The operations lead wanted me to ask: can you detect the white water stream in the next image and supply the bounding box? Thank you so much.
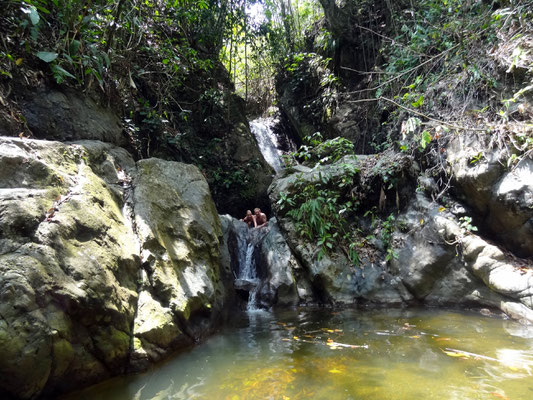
[249,118,283,173]
[231,117,286,311]
[234,118,291,310]
[235,228,262,310]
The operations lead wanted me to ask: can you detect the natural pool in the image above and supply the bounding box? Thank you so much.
[66,308,533,400]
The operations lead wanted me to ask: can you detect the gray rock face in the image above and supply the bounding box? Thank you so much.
[0,138,139,399]
[327,101,362,143]
[0,137,228,399]
[447,135,533,257]
[257,218,301,306]
[279,88,317,141]
[18,88,126,146]
[269,154,533,323]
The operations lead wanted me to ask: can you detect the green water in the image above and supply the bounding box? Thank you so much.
[67,308,533,400]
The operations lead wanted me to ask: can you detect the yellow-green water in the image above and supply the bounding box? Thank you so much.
[66,308,533,399]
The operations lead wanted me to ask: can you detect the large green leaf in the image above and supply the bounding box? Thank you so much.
[36,52,58,63]
[29,6,40,25]
[51,65,76,80]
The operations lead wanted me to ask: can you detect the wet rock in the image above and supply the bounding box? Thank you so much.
[234,279,257,293]
[220,216,307,308]
[257,218,301,307]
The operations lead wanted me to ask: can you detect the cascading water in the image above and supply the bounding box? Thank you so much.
[242,243,257,280]
[234,228,263,311]
[233,116,297,310]
[249,118,284,173]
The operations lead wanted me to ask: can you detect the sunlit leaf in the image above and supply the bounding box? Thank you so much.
[420,131,432,149]
[36,51,58,63]
[411,94,424,108]
[28,6,40,25]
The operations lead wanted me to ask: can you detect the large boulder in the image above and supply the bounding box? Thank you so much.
[268,156,412,305]
[130,158,227,368]
[256,218,302,306]
[0,137,229,398]
[447,135,533,257]
[0,138,139,399]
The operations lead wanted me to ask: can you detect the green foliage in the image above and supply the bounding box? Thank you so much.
[1,0,248,157]
[291,133,355,167]
[348,242,360,266]
[219,0,323,108]
[371,0,527,150]
[278,51,338,127]
[277,164,360,261]
[198,88,226,131]
[381,213,398,262]
[459,216,478,233]
[419,131,432,150]
[469,152,484,165]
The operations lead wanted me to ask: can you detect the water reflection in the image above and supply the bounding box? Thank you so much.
[63,308,533,400]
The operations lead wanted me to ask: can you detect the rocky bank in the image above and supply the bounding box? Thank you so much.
[0,137,234,399]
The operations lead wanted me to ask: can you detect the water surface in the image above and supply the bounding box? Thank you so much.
[66,308,533,399]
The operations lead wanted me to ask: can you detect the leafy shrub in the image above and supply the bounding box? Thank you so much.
[291,133,355,167]
[277,164,360,262]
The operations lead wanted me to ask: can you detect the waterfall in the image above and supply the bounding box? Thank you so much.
[249,118,283,173]
[234,226,265,311]
[242,243,257,280]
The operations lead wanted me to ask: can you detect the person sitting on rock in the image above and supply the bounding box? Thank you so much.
[254,208,268,228]
[241,210,256,227]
